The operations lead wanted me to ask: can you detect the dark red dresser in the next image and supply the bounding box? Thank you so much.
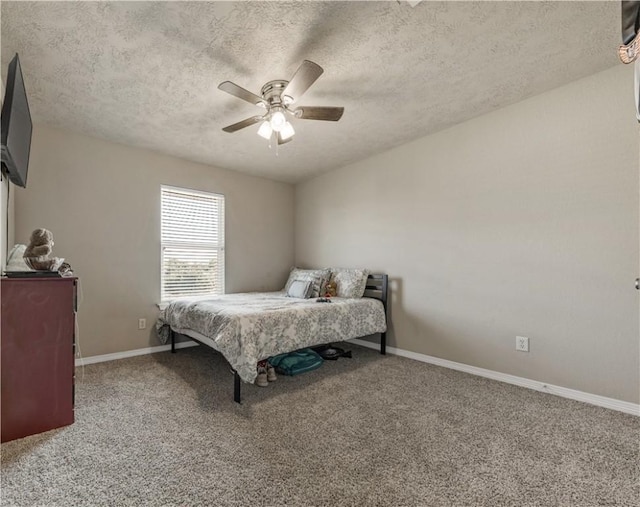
[1,277,77,442]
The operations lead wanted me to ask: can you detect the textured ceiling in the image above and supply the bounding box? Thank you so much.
[1,1,621,183]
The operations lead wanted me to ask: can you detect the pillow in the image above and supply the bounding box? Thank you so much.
[286,279,312,299]
[284,268,331,299]
[330,268,370,298]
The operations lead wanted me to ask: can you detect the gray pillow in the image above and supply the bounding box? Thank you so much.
[286,279,312,299]
[284,268,331,298]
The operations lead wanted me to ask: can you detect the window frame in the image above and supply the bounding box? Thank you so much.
[160,184,225,303]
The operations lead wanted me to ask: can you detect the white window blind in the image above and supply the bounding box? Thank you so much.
[161,186,225,302]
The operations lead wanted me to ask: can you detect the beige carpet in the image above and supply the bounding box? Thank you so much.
[1,344,638,506]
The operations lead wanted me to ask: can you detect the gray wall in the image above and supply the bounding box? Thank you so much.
[295,65,639,403]
[14,124,295,357]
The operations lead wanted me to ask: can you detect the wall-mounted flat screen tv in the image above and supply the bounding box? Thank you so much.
[1,53,32,188]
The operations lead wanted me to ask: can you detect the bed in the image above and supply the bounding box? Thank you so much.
[156,273,388,403]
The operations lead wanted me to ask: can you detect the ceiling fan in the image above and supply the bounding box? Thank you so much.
[218,60,344,145]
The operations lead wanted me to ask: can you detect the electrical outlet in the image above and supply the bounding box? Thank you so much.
[138,318,146,330]
[516,336,529,352]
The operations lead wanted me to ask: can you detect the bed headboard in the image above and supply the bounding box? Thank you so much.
[364,274,388,312]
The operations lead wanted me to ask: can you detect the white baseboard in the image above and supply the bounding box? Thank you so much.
[349,338,640,416]
[75,337,638,416]
[75,341,198,367]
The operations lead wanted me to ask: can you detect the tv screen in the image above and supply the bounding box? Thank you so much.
[1,53,32,188]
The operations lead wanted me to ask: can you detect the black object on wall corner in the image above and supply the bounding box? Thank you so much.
[620,2,640,121]
[622,1,640,45]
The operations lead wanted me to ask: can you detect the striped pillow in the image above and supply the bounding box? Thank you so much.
[286,279,312,299]
[284,268,331,299]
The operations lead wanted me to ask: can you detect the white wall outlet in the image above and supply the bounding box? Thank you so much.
[516,336,529,352]
[138,318,146,330]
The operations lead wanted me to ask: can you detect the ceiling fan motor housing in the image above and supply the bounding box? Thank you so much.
[261,80,291,106]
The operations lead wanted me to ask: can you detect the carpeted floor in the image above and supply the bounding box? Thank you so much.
[1,344,638,506]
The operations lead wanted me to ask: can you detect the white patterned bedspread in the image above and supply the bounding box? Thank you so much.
[156,292,387,384]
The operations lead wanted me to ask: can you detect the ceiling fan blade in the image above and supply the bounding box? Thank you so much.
[282,60,324,103]
[218,81,267,107]
[293,106,344,121]
[222,115,264,133]
[277,132,293,145]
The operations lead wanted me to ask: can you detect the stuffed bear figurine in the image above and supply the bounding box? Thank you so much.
[23,228,65,271]
[324,280,337,298]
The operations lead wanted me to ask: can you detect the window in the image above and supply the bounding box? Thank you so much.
[161,185,225,302]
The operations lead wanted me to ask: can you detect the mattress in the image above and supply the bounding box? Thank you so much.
[156,291,386,383]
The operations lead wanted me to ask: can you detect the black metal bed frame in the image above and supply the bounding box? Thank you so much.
[170,273,388,403]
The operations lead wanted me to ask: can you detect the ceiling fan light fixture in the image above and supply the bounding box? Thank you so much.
[269,109,286,132]
[280,121,295,140]
[257,121,273,139]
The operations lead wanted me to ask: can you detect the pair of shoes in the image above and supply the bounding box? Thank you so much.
[267,364,277,382]
[255,366,269,387]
